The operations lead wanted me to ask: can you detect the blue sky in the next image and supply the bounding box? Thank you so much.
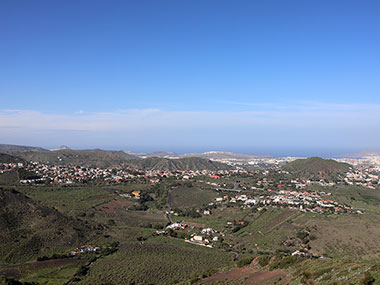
[1,1,380,156]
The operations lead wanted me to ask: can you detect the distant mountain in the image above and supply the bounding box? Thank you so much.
[51,145,71,151]
[0,144,48,153]
[144,151,180,158]
[340,150,380,158]
[125,157,232,171]
[16,149,139,168]
[183,151,272,161]
[282,157,351,179]
[0,188,91,263]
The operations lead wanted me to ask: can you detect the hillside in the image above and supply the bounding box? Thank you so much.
[16,149,139,168]
[0,187,91,263]
[125,157,232,171]
[0,153,25,164]
[282,157,351,179]
[0,144,48,153]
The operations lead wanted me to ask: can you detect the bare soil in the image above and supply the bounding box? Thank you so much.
[95,199,131,212]
[198,261,290,284]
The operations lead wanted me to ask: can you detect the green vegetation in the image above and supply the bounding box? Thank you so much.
[80,237,233,284]
[236,256,254,267]
[0,170,19,185]
[168,183,217,209]
[17,185,113,214]
[0,188,92,264]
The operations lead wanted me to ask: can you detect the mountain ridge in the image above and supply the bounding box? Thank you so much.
[0,144,48,153]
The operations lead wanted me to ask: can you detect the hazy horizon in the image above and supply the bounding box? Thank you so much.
[1,141,377,158]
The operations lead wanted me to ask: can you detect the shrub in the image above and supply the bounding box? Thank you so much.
[296,231,309,240]
[258,255,271,267]
[237,257,254,268]
[269,256,301,270]
[76,265,89,276]
[361,272,375,285]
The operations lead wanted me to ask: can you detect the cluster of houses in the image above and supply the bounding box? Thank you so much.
[1,160,248,185]
[211,189,353,214]
[71,245,99,255]
[0,162,24,173]
[155,221,222,248]
[344,169,379,189]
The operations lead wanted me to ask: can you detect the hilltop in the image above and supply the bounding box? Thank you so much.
[0,188,91,263]
[0,144,48,153]
[282,157,351,179]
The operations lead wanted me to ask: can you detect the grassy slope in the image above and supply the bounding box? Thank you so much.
[81,237,233,285]
[297,212,380,259]
[168,184,217,209]
[0,169,19,185]
[0,188,92,264]
[17,185,114,214]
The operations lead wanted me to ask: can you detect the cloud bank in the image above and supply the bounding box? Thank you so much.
[1,102,379,153]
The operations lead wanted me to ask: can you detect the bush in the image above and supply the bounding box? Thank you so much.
[269,256,301,270]
[361,272,375,285]
[257,255,271,267]
[237,257,254,268]
[296,231,309,240]
[76,265,89,276]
